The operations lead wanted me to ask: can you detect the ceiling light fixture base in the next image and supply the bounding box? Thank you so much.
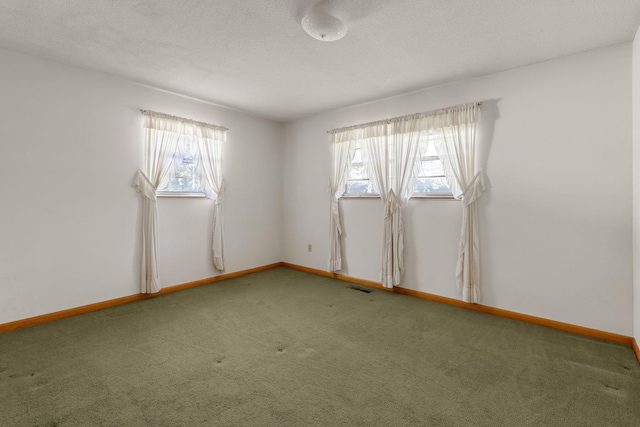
[301,12,346,42]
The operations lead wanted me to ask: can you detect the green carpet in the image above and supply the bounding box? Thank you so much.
[1,267,639,426]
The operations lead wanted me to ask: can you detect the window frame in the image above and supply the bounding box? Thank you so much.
[156,134,207,198]
[341,134,456,200]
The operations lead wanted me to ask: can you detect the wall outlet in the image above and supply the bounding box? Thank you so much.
[308,244,312,252]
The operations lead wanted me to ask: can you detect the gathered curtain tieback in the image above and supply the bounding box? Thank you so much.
[132,169,157,202]
[215,182,225,203]
[331,198,343,236]
[205,179,224,202]
[461,171,486,206]
[384,190,401,218]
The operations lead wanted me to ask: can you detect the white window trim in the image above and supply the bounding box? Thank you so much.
[156,192,206,198]
[342,133,455,199]
[341,194,456,200]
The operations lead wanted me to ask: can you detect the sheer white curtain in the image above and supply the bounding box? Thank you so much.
[195,126,226,272]
[360,121,421,288]
[132,112,181,294]
[328,130,357,272]
[432,104,484,303]
[133,111,227,293]
[386,119,423,286]
[327,102,484,298]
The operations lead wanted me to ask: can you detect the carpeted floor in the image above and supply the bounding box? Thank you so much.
[1,267,639,426]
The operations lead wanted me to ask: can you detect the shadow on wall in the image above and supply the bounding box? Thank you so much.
[478,98,500,194]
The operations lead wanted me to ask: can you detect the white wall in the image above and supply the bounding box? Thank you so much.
[633,26,640,342]
[283,44,633,335]
[1,42,633,337]
[0,48,282,324]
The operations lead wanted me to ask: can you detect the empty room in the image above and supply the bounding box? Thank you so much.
[2,1,640,425]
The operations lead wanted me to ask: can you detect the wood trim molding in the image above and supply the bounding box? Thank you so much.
[282,263,634,346]
[2,260,635,354]
[155,262,283,296]
[0,262,283,334]
[0,294,146,334]
[281,262,388,290]
[393,287,632,345]
[632,339,640,363]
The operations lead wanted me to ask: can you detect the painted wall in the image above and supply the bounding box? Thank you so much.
[0,48,282,324]
[633,25,640,342]
[282,44,633,335]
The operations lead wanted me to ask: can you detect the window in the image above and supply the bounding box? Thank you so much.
[414,133,452,196]
[157,135,205,196]
[343,133,452,197]
[345,141,376,195]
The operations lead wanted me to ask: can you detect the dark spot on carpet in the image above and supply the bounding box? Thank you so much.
[277,347,285,353]
[349,286,372,294]
[328,304,334,308]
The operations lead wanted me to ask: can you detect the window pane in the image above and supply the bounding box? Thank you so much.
[419,159,444,177]
[160,136,204,193]
[348,164,367,180]
[414,177,451,194]
[352,148,363,163]
[346,180,376,195]
[424,141,438,156]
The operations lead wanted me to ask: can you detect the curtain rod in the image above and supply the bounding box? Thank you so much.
[140,109,229,132]
[327,101,482,134]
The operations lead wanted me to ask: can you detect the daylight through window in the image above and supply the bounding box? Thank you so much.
[158,135,205,195]
[344,133,452,197]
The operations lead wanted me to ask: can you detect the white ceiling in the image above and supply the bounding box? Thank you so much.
[1,0,639,122]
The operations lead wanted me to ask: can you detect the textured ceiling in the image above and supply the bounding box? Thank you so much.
[1,0,639,122]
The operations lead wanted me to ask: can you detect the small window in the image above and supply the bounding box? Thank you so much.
[158,135,205,196]
[414,134,452,196]
[345,141,378,195]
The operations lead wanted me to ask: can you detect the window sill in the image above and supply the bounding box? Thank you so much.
[340,195,380,199]
[341,194,457,200]
[157,192,206,198]
[411,195,456,200]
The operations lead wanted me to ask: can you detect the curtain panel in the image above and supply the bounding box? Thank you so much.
[195,128,226,271]
[132,112,181,293]
[328,130,357,272]
[432,104,484,302]
[133,111,227,294]
[360,122,421,288]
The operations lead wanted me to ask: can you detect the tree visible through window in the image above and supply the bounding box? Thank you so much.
[158,135,205,194]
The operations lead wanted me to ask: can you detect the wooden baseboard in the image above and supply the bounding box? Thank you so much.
[281,263,387,290]
[155,262,283,295]
[282,263,634,346]
[394,287,633,345]
[633,339,640,363]
[0,262,283,334]
[3,260,635,352]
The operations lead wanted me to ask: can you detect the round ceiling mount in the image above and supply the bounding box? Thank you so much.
[301,12,347,42]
